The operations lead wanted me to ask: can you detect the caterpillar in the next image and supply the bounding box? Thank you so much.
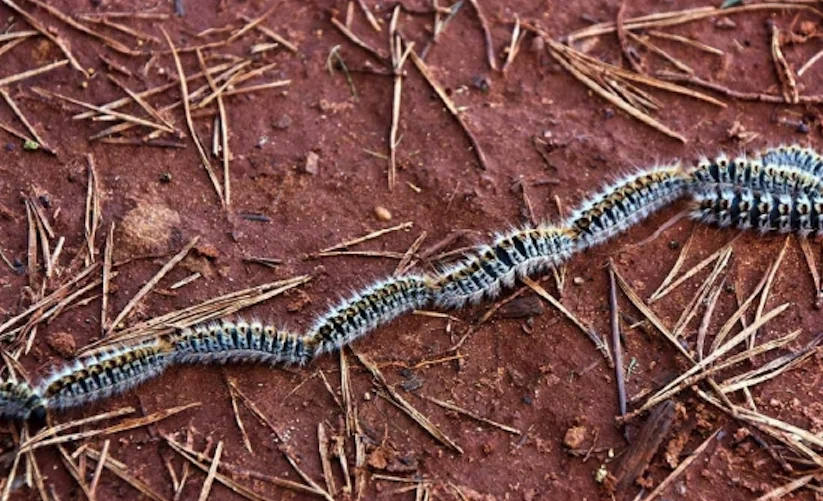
[433,226,575,308]
[308,275,433,355]
[0,380,45,421]
[760,144,823,178]
[688,152,823,195]
[39,339,173,411]
[3,145,822,422]
[690,185,822,236]
[170,320,313,366]
[565,164,688,250]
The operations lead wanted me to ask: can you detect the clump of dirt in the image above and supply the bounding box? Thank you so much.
[118,198,181,254]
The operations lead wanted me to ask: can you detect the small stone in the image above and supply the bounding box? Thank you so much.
[374,206,392,221]
[573,276,584,285]
[23,140,39,151]
[563,425,587,449]
[159,172,172,183]
[715,17,737,29]
[273,114,292,129]
[669,240,679,250]
[4,143,14,152]
[797,122,810,134]
[303,151,319,175]
[46,331,76,358]
[363,391,372,401]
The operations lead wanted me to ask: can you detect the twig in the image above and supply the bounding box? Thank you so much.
[85,447,168,501]
[0,59,69,86]
[770,23,799,104]
[107,236,199,332]
[647,30,723,55]
[750,237,789,350]
[242,15,298,53]
[798,236,822,307]
[229,4,276,42]
[659,71,823,103]
[616,1,643,73]
[35,87,174,133]
[331,16,389,62]
[467,0,498,70]
[388,7,413,190]
[407,48,491,169]
[88,439,110,500]
[314,221,413,254]
[626,31,694,74]
[317,423,337,496]
[107,75,177,132]
[608,261,626,417]
[24,0,141,55]
[101,223,114,334]
[417,394,521,434]
[162,28,224,207]
[501,15,525,73]
[0,0,82,71]
[197,441,223,501]
[640,429,720,501]
[522,276,613,366]
[566,3,823,42]
[352,348,464,454]
[0,89,54,154]
[547,46,686,142]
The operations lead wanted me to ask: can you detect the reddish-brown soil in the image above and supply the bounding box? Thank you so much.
[1,0,823,500]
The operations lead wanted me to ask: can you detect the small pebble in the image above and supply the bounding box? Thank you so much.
[363,391,372,401]
[573,276,585,285]
[273,114,292,130]
[304,151,319,175]
[159,172,172,183]
[374,206,392,221]
[715,17,737,29]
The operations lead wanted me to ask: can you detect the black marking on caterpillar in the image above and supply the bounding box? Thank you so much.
[566,165,687,250]
[40,340,173,410]
[761,144,823,178]
[308,275,433,355]
[689,152,823,195]
[170,320,314,366]
[433,226,576,308]
[0,380,45,421]
[691,185,822,236]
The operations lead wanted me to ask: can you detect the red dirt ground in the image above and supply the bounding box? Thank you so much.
[1,0,823,500]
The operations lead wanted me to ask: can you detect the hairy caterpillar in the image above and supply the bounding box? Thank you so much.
[433,226,576,308]
[689,153,823,195]
[170,320,314,366]
[760,144,823,178]
[691,185,822,236]
[566,165,688,250]
[0,380,45,421]
[308,275,433,355]
[6,145,823,421]
[40,339,173,411]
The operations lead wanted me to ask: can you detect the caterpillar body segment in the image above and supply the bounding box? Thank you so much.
[566,165,688,250]
[40,340,173,410]
[688,153,823,195]
[170,320,314,366]
[308,275,433,355]
[760,144,823,178]
[432,226,576,308]
[691,185,822,237]
[0,380,45,420]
